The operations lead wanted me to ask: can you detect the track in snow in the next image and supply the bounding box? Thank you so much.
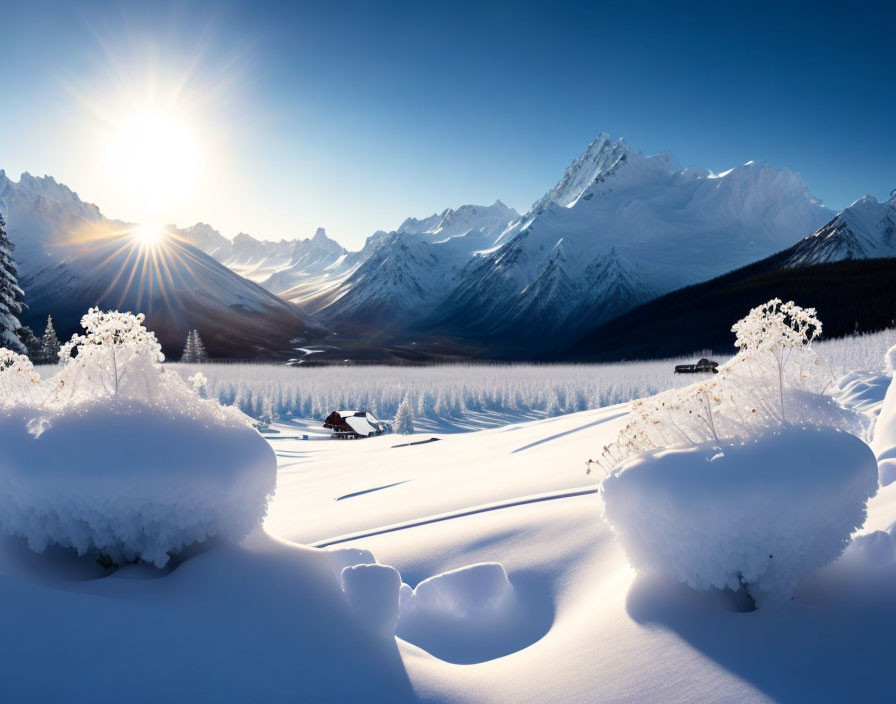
[311,486,599,548]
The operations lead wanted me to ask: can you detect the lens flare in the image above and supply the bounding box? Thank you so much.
[133,223,165,246]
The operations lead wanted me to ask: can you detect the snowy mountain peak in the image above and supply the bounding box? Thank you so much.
[1,170,84,207]
[428,133,833,352]
[394,201,520,241]
[785,194,896,267]
[533,133,634,212]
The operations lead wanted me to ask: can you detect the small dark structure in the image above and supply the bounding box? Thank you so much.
[674,357,720,374]
[323,410,388,439]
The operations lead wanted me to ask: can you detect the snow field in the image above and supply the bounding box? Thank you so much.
[2,367,896,701]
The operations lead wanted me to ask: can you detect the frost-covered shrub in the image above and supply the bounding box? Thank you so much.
[602,428,878,605]
[592,299,854,473]
[597,300,877,605]
[0,308,276,567]
[0,348,41,407]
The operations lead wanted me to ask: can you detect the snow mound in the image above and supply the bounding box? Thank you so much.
[842,529,896,567]
[602,427,878,605]
[0,309,275,567]
[328,547,377,573]
[0,403,276,567]
[341,563,402,635]
[880,459,896,487]
[394,561,551,664]
[400,562,511,618]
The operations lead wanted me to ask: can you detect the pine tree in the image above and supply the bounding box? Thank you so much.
[181,330,196,362]
[38,315,61,364]
[0,212,26,353]
[192,330,209,362]
[394,394,415,434]
[17,326,40,360]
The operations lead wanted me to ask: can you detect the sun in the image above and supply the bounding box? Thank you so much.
[133,223,166,247]
[107,107,200,216]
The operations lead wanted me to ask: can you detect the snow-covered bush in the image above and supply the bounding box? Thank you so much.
[602,428,878,605]
[0,308,276,567]
[597,300,878,605]
[592,299,854,473]
[0,348,41,407]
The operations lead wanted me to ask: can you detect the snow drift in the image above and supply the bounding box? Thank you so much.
[0,309,276,566]
[0,405,275,567]
[871,344,896,464]
[602,428,878,604]
[341,563,402,635]
[400,562,511,618]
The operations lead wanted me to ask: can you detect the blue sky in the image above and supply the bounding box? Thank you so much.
[0,0,893,247]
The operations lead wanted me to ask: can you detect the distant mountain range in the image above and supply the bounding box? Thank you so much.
[0,171,315,359]
[2,132,892,362]
[180,133,835,355]
[565,194,896,361]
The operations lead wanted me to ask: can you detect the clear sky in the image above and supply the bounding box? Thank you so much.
[0,0,893,248]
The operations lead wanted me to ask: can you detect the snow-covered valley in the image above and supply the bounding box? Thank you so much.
[2,315,896,701]
[4,375,896,702]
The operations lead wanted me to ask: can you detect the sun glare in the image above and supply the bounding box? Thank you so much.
[133,223,165,246]
[108,108,199,215]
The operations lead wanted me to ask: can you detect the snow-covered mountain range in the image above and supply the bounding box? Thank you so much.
[297,200,521,324]
[0,171,313,358]
[181,133,832,351]
[179,200,522,326]
[177,223,350,294]
[427,134,832,348]
[784,194,896,267]
[6,129,883,360]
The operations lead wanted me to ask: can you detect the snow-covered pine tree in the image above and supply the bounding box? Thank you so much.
[17,326,40,360]
[0,212,26,353]
[181,330,196,362]
[38,315,61,364]
[192,330,209,362]
[394,394,415,434]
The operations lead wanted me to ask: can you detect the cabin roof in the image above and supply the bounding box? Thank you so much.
[345,416,376,436]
